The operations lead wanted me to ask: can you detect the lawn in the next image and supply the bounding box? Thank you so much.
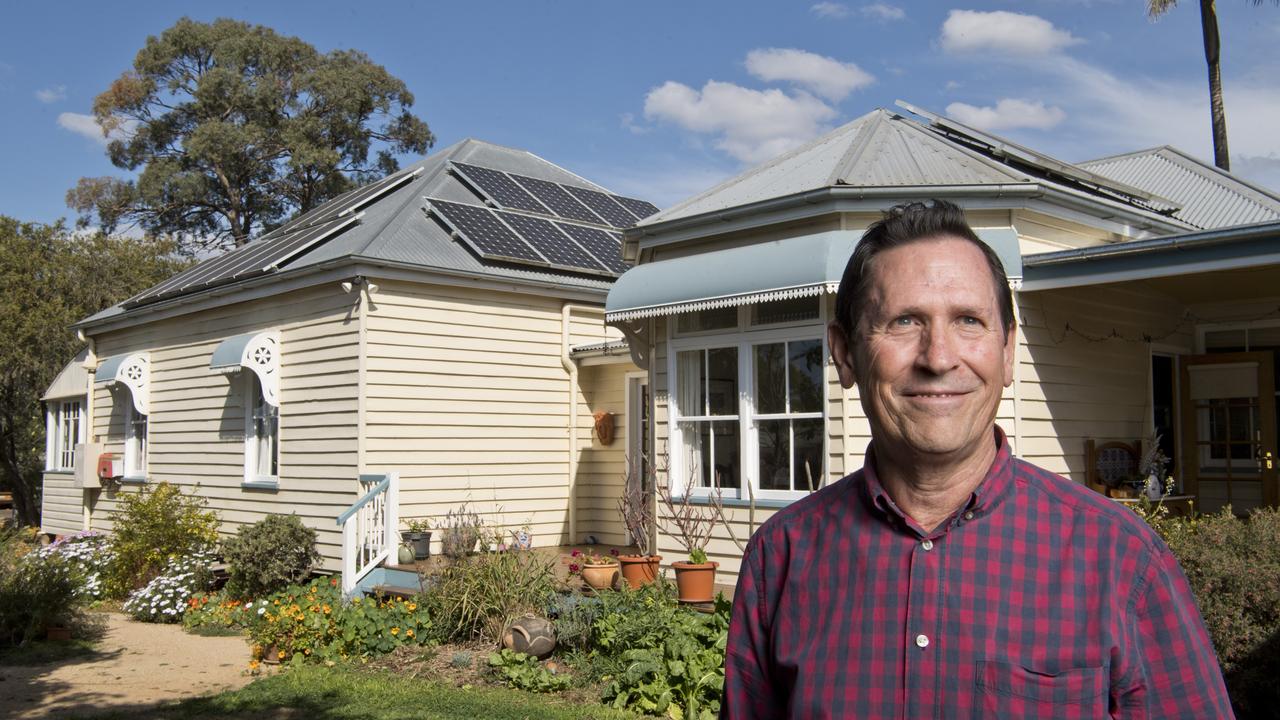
[75,664,642,720]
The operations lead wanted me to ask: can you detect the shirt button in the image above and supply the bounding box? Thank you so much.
[921,539,934,551]
[915,634,930,648]
[963,511,975,521]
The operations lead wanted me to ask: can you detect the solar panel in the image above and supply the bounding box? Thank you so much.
[555,222,628,274]
[611,195,660,221]
[509,174,603,224]
[451,163,549,214]
[428,199,546,264]
[562,185,636,228]
[496,211,609,273]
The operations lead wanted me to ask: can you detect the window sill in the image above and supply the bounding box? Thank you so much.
[44,469,75,476]
[120,476,148,484]
[672,494,794,510]
[242,477,279,490]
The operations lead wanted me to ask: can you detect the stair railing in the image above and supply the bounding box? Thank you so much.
[336,471,399,596]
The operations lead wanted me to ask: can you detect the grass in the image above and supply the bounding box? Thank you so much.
[76,663,641,720]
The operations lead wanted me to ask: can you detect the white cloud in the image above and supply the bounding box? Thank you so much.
[620,112,651,135]
[940,10,1083,56]
[1232,155,1280,193]
[58,112,136,146]
[811,2,851,18]
[36,85,66,103]
[945,80,962,91]
[861,3,905,21]
[945,98,1066,131]
[643,80,838,164]
[744,48,874,102]
[588,163,736,210]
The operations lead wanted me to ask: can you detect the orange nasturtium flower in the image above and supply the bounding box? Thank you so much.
[390,627,400,635]
[405,629,415,638]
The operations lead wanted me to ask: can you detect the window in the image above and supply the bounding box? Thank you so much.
[245,373,279,483]
[670,298,827,500]
[46,399,83,471]
[124,402,147,479]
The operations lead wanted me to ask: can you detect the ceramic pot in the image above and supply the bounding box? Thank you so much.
[580,561,619,590]
[406,531,432,560]
[397,543,415,564]
[672,561,718,603]
[618,554,662,589]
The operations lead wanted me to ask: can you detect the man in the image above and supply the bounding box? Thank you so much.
[721,200,1232,719]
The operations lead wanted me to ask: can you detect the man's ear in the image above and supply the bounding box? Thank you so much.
[828,321,858,389]
[1002,322,1017,389]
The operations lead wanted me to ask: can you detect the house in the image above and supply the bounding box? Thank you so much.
[607,103,1280,585]
[41,139,653,591]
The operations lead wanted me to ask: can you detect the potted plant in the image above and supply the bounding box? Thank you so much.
[440,502,482,559]
[617,455,661,588]
[401,518,433,560]
[657,470,721,604]
[571,548,620,591]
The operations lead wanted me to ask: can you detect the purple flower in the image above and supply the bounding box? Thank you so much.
[610,548,619,557]
[568,563,580,574]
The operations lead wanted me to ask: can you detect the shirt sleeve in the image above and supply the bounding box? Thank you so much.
[721,533,784,720]
[1116,546,1235,719]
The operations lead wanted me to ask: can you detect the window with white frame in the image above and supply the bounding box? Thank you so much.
[46,399,84,471]
[245,372,279,482]
[670,297,826,500]
[124,401,147,478]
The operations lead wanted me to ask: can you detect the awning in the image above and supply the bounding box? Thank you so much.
[93,352,150,415]
[42,348,89,401]
[210,331,280,407]
[606,227,1023,322]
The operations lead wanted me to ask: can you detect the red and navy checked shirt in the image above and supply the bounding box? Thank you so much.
[722,427,1233,719]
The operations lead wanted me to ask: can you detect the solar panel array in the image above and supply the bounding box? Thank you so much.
[427,198,627,277]
[123,169,420,308]
[450,162,658,228]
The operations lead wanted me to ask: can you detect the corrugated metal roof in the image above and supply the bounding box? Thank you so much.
[1079,146,1280,230]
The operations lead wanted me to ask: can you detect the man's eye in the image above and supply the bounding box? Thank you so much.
[892,316,914,326]
[959,316,981,325]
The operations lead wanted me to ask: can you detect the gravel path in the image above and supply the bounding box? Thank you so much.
[0,612,256,719]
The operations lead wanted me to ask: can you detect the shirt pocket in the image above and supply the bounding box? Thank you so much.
[973,660,1108,720]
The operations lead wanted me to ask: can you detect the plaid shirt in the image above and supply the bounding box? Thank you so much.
[722,428,1233,719]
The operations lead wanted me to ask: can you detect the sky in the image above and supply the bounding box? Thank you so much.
[2,0,1279,226]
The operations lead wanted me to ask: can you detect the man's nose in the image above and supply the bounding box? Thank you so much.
[916,322,959,374]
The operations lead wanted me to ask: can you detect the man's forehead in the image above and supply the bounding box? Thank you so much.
[864,237,998,310]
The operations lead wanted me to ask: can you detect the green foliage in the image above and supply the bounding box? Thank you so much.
[222,513,321,598]
[601,595,730,720]
[1139,505,1280,717]
[0,218,186,526]
[0,529,88,647]
[105,481,221,596]
[488,649,571,693]
[688,548,708,565]
[244,576,432,664]
[69,17,434,251]
[182,590,257,633]
[546,592,604,650]
[419,548,560,642]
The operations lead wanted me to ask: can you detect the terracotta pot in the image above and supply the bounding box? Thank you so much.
[580,561,619,590]
[261,645,283,664]
[45,624,72,642]
[672,561,718,603]
[618,555,662,589]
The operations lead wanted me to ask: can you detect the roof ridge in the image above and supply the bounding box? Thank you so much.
[1076,146,1172,167]
[829,110,892,184]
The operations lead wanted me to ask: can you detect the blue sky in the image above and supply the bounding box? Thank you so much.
[3,0,1279,225]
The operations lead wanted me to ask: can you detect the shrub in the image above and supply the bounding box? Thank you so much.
[488,649,570,692]
[105,481,220,597]
[122,549,216,623]
[0,531,87,646]
[419,548,560,642]
[1141,505,1280,718]
[35,531,115,600]
[223,514,321,599]
[183,590,258,633]
[546,592,603,650]
[244,576,432,663]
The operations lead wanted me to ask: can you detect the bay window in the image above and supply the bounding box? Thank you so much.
[46,399,84,471]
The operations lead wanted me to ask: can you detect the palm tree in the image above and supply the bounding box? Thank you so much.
[1147,0,1275,171]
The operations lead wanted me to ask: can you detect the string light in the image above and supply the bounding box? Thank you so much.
[1045,305,1280,345]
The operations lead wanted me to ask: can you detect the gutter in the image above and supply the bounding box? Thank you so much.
[1023,220,1280,267]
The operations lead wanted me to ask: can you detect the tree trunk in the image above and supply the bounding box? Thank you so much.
[1199,0,1230,171]
[1,447,39,528]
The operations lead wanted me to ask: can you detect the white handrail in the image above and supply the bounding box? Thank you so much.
[338,471,399,595]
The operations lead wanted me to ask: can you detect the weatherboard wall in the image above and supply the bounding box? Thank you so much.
[39,472,83,534]
[87,283,360,571]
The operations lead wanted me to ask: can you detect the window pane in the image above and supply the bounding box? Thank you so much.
[677,350,705,416]
[751,296,819,325]
[707,347,738,415]
[677,306,737,333]
[793,419,825,492]
[788,339,824,413]
[709,420,739,489]
[754,343,785,414]
[758,419,790,490]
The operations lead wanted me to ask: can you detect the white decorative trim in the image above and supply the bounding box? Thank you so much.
[114,354,150,415]
[241,332,281,407]
[606,282,837,323]
[1007,277,1024,291]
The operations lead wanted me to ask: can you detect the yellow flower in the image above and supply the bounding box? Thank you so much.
[322,604,332,615]
[390,627,400,635]
[274,599,281,606]
[309,586,317,594]
[406,602,417,611]
[249,660,260,670]
[405,629,415,638]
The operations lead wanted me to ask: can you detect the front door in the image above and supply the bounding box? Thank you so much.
[1179,352,1280,514]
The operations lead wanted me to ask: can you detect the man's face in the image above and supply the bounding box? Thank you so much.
[829,236,1015,463]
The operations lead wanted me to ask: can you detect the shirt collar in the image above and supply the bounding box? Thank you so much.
[862,425,1014,526]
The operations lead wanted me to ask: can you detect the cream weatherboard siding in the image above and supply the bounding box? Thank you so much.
[87,284,360,571]
[362,280,626,552]
[39,473,82,534]
[574,361,632,546]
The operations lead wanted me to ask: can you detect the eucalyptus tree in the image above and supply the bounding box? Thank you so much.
[68,17,434,252]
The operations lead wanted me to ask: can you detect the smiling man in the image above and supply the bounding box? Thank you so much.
[721,200,1232,719]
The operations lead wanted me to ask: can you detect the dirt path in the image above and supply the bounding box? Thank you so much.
[0,612,257,719]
